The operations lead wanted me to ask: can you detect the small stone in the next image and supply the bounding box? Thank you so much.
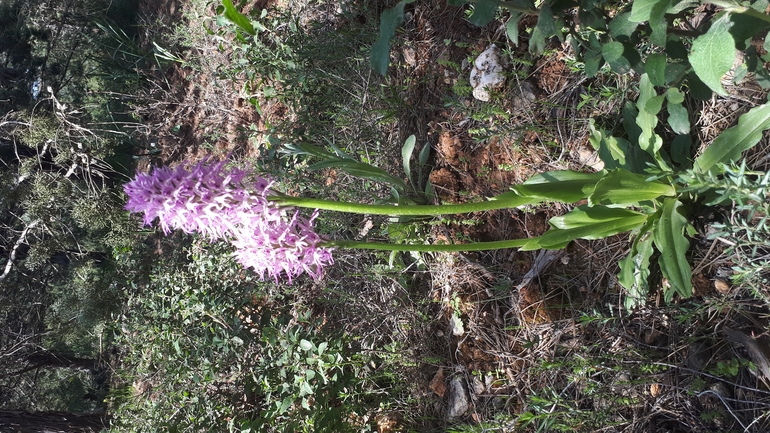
[450,314,465,336]
[714,279,731,294]
[470,45,506,102]
[447,376,469,419]
[650,383,662,397]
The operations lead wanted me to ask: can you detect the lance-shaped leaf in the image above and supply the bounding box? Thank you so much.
[689,13,735,96]
[589,169,675,206]
[512,170,604,203]
[371,0,415,76]
[619,218,656,311]
[695,100,770,173]
[222,0,256,35]
[402,135,416,186]
[522,205,647,250]
[652,198,692,300]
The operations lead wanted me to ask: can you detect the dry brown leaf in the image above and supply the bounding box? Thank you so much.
[429,367,447,398]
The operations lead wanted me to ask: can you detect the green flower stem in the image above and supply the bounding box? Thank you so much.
[325,238,530,252]
[271,194,534,216]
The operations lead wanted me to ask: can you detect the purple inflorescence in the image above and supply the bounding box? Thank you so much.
[123,158,333,282]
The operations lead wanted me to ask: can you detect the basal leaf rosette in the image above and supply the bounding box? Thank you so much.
[123,158,333,282]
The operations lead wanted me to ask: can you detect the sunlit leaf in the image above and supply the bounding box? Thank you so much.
[689,13,735,96]
[589,169,675,205]
[652,198,692,300]
[221,0,255,35]
[513,170,604,202]
[619,224,655,311]
[695,100,770,172]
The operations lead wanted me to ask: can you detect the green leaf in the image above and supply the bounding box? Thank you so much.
[506,12,523,46]
[371,0,415,75]
[629,0,668,23]
[512,170,605,203]
[317,341,328,356]
[299,339,313,351]
[601,41,632,74]
[530,3,558,55]
[689,14,735,96]
[589,169,675,206]
[609,12,638,41]
[635,74,664,159]
[588,122,628,170]
[695,100,770,172]
[670,135,692,168]
[221,0,256,35]
[666,87,689,135]
[338,162,408,189]
[645,53,667,86]
[524,205,646,250]
[469,0,500,26]
[619,225,655,310]
[402,135,416,186]
[652,198,692,300]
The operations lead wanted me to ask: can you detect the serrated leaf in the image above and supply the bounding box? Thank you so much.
[524,205,646,250]
[619,227,654,311]
[652,198,692,300]
[695,100,770,172]
[469,0,499,26]
[589,169,675,205]
[513,170,604,202]
[222,0,256,35]
[371,0,415,75]
[402,135,416,186]
[689,14,735,96]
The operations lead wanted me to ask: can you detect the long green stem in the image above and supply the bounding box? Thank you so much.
[325,238,530,251]
[271,194,535,216]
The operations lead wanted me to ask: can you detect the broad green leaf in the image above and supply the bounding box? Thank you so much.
[513,170,605,203]
[584,48,603,77]
[317,341,328,356]
[530,3,558,55]
[695,100,770,172]
[667,99,690,135]
[469,0,500,26]
[635,74,664,159]
[619,226,654,310]
[589,169,675,205]
[652,198,692,300]
[670,135,692,168]
[645,53,667,86]
[629,0,668,23]
[371,0,415,75]
[689,14,735,96]
[523,205,646,250]
[729,12,770,50]
[506,12,523,46]
[402,135,416,186]
[609,12,638,41]
[648,0,671,47]
[299,339,313,351]
[588,122,632,170]
[222,0,256,35]
[602,41,632,74]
